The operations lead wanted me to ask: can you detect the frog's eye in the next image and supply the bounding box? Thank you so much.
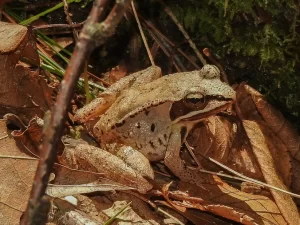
[184,93,207,110]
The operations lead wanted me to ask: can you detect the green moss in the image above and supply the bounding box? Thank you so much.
[165,0,300,126]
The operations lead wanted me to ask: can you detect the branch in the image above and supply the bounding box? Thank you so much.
[20,0,132,224]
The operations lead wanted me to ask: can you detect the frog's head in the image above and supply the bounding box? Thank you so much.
[170,65,235,124]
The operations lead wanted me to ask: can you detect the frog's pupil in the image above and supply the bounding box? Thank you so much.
[187,97,204,104]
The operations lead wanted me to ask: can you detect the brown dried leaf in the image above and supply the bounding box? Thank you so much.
[243,120,300,225]
[0,120,38,225]
[106,65,128,84]
[0,22,53,122]
[187,116,263,180]
[236,84,293,187]
[178,176,287,225]
[245,85,300,160]
[42,37,74,57]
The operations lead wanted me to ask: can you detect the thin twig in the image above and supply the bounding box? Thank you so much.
[157,0,207,66]
[62,0,78,41]
[148,29,181,71]
[21,0,132,224]
[131,1,155,66]
[32,23,84,30]
[0,155,38,160]
[142,18,200,69]
[204,157,300,199]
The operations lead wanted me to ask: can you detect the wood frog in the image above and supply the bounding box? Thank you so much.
[74,65,235,191]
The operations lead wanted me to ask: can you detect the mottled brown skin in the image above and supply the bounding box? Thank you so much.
[75,65,236,189]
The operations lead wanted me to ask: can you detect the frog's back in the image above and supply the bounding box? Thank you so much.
[98,72,200,131]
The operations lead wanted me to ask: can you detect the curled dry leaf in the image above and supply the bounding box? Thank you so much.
[4,113,44,157]
[0,120,38,225]
[161,182,187,212]
[0,22,53,122]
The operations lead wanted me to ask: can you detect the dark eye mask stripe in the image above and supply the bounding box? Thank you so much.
[170,96,232,121]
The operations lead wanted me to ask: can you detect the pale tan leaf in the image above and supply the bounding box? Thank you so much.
[236,84,292,187]
[0,22,27,53]
[243,120,300,225]
[0,120,38,225]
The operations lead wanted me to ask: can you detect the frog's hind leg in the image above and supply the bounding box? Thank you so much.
[164,127,212,187]
[74,66,161,123]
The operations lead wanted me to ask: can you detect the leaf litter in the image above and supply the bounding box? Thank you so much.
[0,11,300,225]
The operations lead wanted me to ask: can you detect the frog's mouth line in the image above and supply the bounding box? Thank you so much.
[180,100,234,122]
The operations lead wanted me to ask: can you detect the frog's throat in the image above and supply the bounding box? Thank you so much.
[172,101,233,124]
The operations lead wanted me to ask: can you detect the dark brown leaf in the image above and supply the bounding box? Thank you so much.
[0,22,53,122]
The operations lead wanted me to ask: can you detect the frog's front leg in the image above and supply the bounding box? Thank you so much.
[74,66,161,122]
[164,126,208,187]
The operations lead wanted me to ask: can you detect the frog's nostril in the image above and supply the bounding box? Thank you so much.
[151,124,156,132]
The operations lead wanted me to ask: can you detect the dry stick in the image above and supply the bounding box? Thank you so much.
[142,18,200,69]
[62,0,78,41]
[147,29,182,72]
[32,23,84,30]
[205,157,300,199]
[131,0,155,66]
[20,0,132,224]
[148,28,185,72]
[157,0,207,66]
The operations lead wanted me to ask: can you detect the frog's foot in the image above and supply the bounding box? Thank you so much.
[164,129,211,188]
[105,143,154,179]
[74,93,116,122]
[68,143,153,193]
